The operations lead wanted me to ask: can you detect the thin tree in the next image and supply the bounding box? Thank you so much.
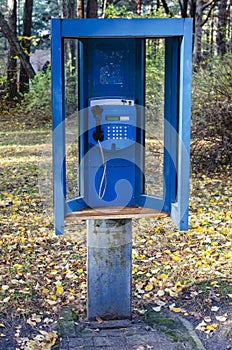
[86,0,98,17]
[19,0,33,94]
[193,0,216,64]
[0,11,35,93]
[137,0,142,15]
[178,0,189,17]
[193,0,203,64]
[216,0,228,55]
[78,0,84,18]
[7,0,17,99]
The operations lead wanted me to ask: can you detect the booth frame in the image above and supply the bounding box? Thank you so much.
[51,18,193,235]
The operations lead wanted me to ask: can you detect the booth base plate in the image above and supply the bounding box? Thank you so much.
[65,206,169,221]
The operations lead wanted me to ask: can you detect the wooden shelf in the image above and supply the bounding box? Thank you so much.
[65,206,169,221]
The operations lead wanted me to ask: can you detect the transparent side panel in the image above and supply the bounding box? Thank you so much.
[144,38,165,198]
[64,38,80,200]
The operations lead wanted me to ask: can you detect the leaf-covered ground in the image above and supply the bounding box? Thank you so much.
[0,105,232,349]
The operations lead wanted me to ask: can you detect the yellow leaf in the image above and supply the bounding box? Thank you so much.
[56,284,64,295]
[163,250,171,255]
[13,263,22,269]
[175,281,182,287]
[171,307,182,313]
[42,288,49,295]
[172,255,181,261]
[44,332,58,349]
[138,255,145,260]
[77,269,83,273]
[206,324,218,331]
[210,281,218,286]
[145,284,153,292]
[160,274,169,279]
[144,293,151,299]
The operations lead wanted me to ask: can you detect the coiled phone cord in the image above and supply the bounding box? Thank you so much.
[98,140,107,199]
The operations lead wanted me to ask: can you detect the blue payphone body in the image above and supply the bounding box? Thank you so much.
[86,97,137,207]
[79,38,145,209]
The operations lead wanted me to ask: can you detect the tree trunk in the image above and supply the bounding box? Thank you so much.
[178,0,188,17]
[62,0,78,114]
[86,0,98,18]
[160,0,173,16]
[7,0,17,100]
[0,11,36,82]
[216,0,228,55]
[77,0,84,18]
[137,0,142,15]
[63,0,77,18]
[210,11,215,55]
[19,0,33,94]
[193,0,203,64]
[190,0,197,31]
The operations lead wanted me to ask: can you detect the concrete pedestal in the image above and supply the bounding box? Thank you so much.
[87,219,132,320]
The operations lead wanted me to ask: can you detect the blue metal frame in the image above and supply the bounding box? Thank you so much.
[52,18,192,234]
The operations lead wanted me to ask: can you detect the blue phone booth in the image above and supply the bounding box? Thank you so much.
[80,38,144,208]
[52,18,193,235]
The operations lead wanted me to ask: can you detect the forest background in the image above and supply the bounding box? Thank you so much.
[0,1,232,349]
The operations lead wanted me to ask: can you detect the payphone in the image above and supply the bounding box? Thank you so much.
[52,18,193,234]
[85,97,137,207]
[79,37,144,209]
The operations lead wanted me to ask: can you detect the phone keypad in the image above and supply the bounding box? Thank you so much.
[106,125,129,140]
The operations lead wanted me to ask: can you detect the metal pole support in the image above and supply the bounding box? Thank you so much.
[87,219,132,320]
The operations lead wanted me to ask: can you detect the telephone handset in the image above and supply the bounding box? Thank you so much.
[91,105,104,142]
[88,97,136,151]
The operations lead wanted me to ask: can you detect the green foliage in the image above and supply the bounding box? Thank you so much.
[105,4,129,18]
[146,39,165,116]
[191,54,232,172]
[105,3,168,18]
[22,69,51,120]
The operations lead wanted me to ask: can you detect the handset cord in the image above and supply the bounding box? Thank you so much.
[97,140,107,199]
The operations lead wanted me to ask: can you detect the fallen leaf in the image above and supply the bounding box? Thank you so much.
[152,306,161,312]
[157,289,165,297]
[55,282,64,295]
[215,315,227,322]
[206,323,218,331]
[96,316,103,324]
[170,307,182,313]
[145,284,153,291]
[211,306,220,312]
[196,321,207,331]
